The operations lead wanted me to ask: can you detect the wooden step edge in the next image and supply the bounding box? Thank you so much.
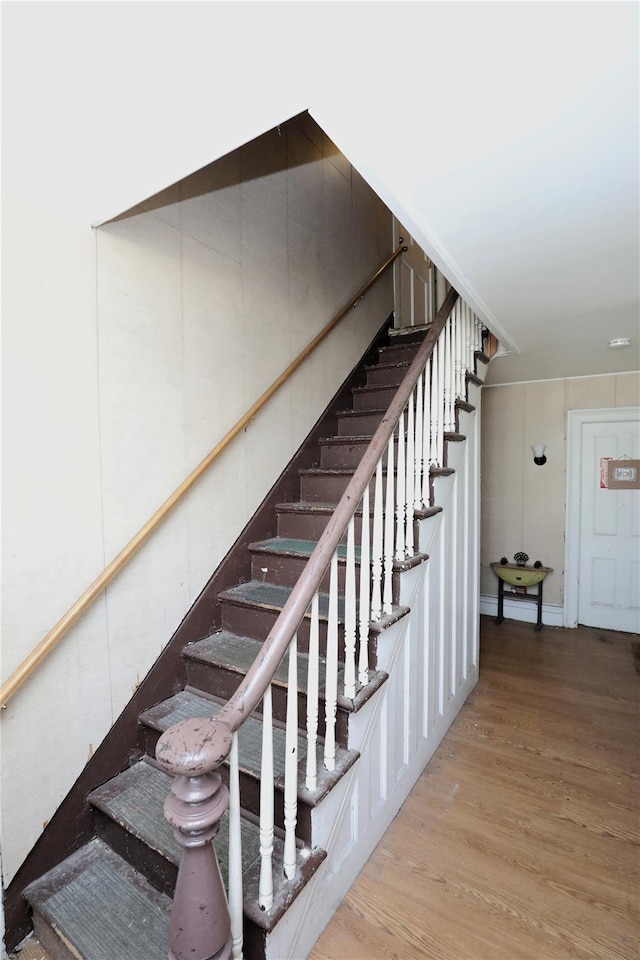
[368,606,410,635]
[352,383,398,395]
[388,323,431,338]
[364,360,411,372]
[334,406,387,418]
[456,399,475,413]
[475,350,491,365]
[276,500,361,515]
[317,434,375,446]
[393,551,429,573]
[444,432,466,443]
[430,467,455,477]
[414,505,443,520]
[466,372,484,387]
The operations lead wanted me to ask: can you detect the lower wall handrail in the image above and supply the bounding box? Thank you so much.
[0,243,405,710]
[155,285,489,960]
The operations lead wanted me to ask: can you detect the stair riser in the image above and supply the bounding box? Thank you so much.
[277,509,372,543]
[353,386,397,411]
[221,599,344,654]
[336,411,385,437]
[377,343,421,365]
[320,440,370,470]
[93,809,178,898]
[250,552,357,593]
[300,471,388,504]
[183,660,351,746]
[319,437,407,470]
[365,365,410,387]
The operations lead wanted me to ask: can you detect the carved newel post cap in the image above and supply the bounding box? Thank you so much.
[156,715,233,777]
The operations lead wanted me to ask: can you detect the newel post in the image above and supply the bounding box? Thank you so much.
[156,716,234,960]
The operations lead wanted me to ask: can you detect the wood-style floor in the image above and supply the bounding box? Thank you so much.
[309,616,639,960]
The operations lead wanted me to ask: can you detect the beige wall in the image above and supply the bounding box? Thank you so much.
[481,372,640,607]
[1,114,392,882]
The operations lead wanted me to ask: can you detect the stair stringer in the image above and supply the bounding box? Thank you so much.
[261,395,482,960]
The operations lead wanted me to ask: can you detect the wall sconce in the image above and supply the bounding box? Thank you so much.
[532,444,547,466]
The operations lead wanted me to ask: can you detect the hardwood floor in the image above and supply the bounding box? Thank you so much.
[309,616,639,960]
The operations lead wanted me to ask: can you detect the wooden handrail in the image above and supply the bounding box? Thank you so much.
[1,244,405,709]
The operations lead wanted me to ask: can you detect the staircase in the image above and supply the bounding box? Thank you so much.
[12,311,490,960]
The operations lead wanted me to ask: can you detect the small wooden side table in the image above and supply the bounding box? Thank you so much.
[490,563,553,631]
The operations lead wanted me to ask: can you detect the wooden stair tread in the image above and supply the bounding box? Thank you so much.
[249,536,359,562]
[184,632,389,712]
[139,689,360,800]
[218,581,343,620]
[24,839,171,960]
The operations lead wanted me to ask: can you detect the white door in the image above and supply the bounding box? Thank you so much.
[577,414,640,632]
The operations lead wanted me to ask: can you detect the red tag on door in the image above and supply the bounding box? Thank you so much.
[600,457,612,488]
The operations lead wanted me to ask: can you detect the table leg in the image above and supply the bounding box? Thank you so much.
[495,578,505,624]
[535,579,543,631]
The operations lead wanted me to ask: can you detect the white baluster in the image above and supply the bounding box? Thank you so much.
[431,339,441,468]
[414,373,423,511]
[324,553,339,771]
[258,685,274,910]
[395,411,405,562]
[444,316,454,432]
[229,732,244,959]
[383,433,395,615]
[343,516,357,700]
[283,633,298,879]
[454,303,461,401]
[437,328,446,463]
[465,303,473,376]
[406,391,415,556]
[371,463,383,621]
[305,593,320,792]
[422,357,432,506]
[358,484,371,686]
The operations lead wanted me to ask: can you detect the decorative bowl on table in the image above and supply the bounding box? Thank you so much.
[490,562,552,587]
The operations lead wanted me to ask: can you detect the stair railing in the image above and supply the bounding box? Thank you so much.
[0,243,406,710]
[155,287,486,960]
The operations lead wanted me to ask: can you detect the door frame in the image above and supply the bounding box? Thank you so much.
[564,406,639,628]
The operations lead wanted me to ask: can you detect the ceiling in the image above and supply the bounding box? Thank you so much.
[4,2,638,386]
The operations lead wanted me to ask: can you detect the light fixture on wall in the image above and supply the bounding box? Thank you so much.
[532,444,547,466]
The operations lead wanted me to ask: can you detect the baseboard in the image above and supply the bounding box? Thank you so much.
[480,594,564,628]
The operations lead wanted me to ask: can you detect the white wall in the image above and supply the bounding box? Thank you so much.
[480,372,640,610]
[1,113,392,883]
